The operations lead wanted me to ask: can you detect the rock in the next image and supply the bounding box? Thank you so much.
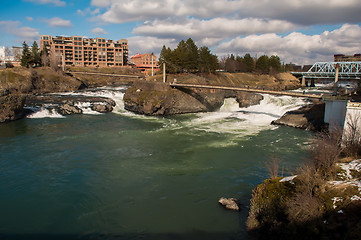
[218,197,240,211]
[58,104,82,115]
[272,102,326,131]
[91,103,113,113]
[0,94,26,123]
[123,80,225,116]
[236,92,263,108]
[26,94,116,115]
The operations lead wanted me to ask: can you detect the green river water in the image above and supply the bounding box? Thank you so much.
[0,88,312,240]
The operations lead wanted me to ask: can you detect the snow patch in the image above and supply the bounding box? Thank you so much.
[337,159,361,191]
[279,175,297,183]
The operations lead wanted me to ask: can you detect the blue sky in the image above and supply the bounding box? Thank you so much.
[1,0,361,64]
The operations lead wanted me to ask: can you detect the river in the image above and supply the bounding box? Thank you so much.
[0,87,313,240]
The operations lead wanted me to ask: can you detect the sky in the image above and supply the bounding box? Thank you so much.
[0,0,361,65]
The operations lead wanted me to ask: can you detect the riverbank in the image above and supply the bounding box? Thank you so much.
[0,66,141,122]
[247,129,361,239]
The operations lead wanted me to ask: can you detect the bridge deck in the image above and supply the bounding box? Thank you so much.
[170,83,322,99]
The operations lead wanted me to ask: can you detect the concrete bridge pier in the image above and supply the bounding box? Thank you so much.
[301,76,306,87]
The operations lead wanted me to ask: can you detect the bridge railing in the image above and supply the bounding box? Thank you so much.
[292,61,361,79]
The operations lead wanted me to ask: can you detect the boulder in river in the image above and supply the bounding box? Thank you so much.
[58,104,82,115]
[91,103,113,113]
[236,92,263,108]
[218,197,240,211]
[123,80,225,115]
[271,102,326,131]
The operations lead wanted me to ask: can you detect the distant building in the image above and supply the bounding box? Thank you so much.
[40,35,129,67]
[0,46,20,66]
[130,53,159,75]
[334,54,361,62]
[0,46,5,64]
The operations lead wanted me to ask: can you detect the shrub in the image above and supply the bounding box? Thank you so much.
[310,130,342,179]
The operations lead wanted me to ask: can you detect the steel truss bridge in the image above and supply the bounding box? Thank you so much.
[293,61,361,80]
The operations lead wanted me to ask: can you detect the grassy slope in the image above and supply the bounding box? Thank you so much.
[147,72,300,91]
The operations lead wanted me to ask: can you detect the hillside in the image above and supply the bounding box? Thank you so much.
[147,72,301,91]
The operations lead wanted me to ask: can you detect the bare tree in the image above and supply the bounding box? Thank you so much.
[49,53,60,71]
[310,129,343,179]
[13,47,22,62]
[267,157,281,179]
[4,47,11,62]
[343,111,361,157]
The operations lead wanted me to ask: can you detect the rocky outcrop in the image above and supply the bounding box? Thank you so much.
[58,104,82,115]
[0,94,26,123]
[26,94,116,115]
[123,80,225,115]
[123,80,265,116]
[236,92,263,108]
[92,103,113,113]
[218,197,240,211]
[271,102,326,131]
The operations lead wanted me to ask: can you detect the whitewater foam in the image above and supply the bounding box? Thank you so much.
[27,108,65,119]
[183,95,307,136]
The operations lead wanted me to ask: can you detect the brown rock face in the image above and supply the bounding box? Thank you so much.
[236,92,264,108]
[272,102,326,131]
[0,94,26,123]
[123,80,225,116]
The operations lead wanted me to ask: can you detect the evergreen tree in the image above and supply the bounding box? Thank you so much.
[31,41,41,67]
[184,38,199,71]
[198,46,219,73]
[20,41,32,68]
[173,40,187,72]
[269,55,281,73]
[242,53,254,72]
[256,55,270,73]
[159,45,177,74]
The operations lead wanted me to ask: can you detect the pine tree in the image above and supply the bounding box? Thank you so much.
[20,41,32,68]
[31,41,41,67]
[198,46,219,73]
[185,38,198,71]
[173,40,187,72]
[269,55,282,73]
[256,55,270,73]
[242,53,254,72]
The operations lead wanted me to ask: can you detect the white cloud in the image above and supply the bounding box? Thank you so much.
[77,8,100,16]
[133,18,297,44]
[236,0,361,25]
[90,0,118,8]
[26,17,33,21]
[91,27,108,35]
[0,21,40,43]
[24,0,66,7]
[216,24,361,64]
[44,17,72,28]
[127,36,178,56]
[92,0,361,25]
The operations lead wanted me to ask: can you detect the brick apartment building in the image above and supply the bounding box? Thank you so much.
[130,53,159,74]
[40,35,129,67]
[334,54,361,62]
